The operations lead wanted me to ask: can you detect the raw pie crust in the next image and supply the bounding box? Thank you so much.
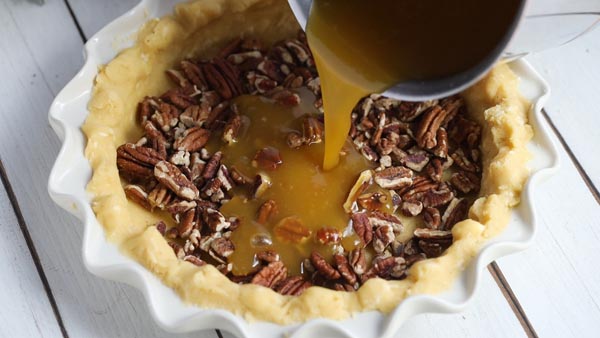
[83,0,533,324]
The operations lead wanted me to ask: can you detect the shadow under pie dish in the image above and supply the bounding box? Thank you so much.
[48,0,560,337]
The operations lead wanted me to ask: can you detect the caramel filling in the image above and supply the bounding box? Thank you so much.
[221,93,372,276]
[115,27,486,293]
[307,0,521,169]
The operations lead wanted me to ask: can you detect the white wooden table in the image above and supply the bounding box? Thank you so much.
[1,1,599,337]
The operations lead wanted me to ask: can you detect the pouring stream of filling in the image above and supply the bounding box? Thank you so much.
[307,0,521,169]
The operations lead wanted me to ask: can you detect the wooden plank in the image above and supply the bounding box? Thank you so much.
[216,272,527,338]
[67,0,139,38]
[0,166,64,338]
[0,0,215,337]
[495,115,600,337]
[525,27,600,188]
[378,272,528,338]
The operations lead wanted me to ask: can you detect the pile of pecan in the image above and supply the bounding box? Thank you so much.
[337,93,483,289]
[115,30,482,296]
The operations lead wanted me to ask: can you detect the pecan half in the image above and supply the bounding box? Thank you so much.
[373,225,395,254]
[124,185,151,210]
[166,200,196,214]
[441,198,469,230]
[449,115,481,148]
[422,207,441,229]
[275,276,311,296]
[397,100,436,122]
[117,144,164,181]
[205,101,232,130]
[421,183,454,208]
[202,151,222,180]
[315,228,342,245]
[227,50,262,64]
[451,148,480,173]
[180,104,210,128]
[222,114,242,144]
[184,255,207,267]
[310,251,341,280]
[147,184,174,210]
[364,256,407,280]
[255,250,280,264]
[161,87,196,110]
[415,105,452,150]
[400,199,423,217]
[399,177,438,201]
[203,59,242,99]
[170,150,190,166]
[210,237,235,259]
[251,261,287,288]
[177,208,196,238]
[253,146,283,170]
[333,254,358,285]
[173,127,211,153]
[257,58,285,82]
[274,216,311,243]
[152,102,180,132]
[333,283,356,292]
[424,158,444,182]
[201,177,225,202]
[351,212,372,246]
[302,116,323,144]
[373,166,413,189]
[431,128,449,158]
[143,121,168,158]
[137,97,159,124]
[265,88,301,106]
[368,211,403,233]
[450,170,481,194]
[154,221,167,236]
[180,60,208,90]
[229,166,251,185]
[348,248,367,275]
[402,148,430,172]
[282,73,304,89]
[418,240,446,258]
[414,228,453,240]
[218,165,235,191]
[154,161,199,201]
[257,199,278,224]
[247,71,278,93]
[169,242,185,259]
[203,208,231,232]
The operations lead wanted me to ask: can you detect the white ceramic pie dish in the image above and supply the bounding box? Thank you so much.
[48,1,559,337]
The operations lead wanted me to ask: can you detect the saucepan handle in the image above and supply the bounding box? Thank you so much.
[288,0,600,59]
[288,0,312,29]
[505,0,600,58]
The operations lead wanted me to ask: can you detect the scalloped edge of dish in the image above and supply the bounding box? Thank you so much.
[47,1,559,337]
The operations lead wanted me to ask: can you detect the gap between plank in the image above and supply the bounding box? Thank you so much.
[63,0,86,42]
[61,3,226,338]
[541,109,600,205]
[0,160,70,338]
[488,263,538,338]
[486,106,600,338]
